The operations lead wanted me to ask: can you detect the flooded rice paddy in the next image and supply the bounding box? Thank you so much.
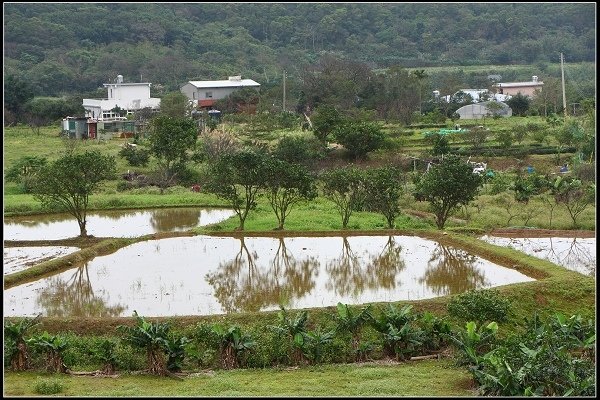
[4,235,535,318]
[4,207,235,240]
[3,246,80,275]
[479,236,596,277]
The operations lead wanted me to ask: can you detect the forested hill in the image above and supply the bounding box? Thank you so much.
[4,2,596,96]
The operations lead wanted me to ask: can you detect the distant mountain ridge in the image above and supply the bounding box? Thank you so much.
[3,3,595,96]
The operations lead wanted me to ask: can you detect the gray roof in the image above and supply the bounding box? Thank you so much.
[186,79,260,89]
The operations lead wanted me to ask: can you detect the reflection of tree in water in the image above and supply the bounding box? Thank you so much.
[366,236,406,289]
[514,237,595,277]
[326,236,405,297]
[36,263,126,317]
[419,243,487,296]
[206,238,319,313]
[149,209,201,231]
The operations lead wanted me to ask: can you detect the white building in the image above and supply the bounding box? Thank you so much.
[82,75,161,121]
[180,76,260,108]
[455,101,512,119]
[441,89,511,103]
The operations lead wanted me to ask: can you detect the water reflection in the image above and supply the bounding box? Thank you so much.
[35,263,126,317]
[419,244,487,296]
[4,207,235,240]
[4,235,536,318]
[326,236,406,297]
[206,238,319,313]
[480,236,596,277]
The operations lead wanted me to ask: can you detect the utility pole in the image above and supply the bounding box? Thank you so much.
[282,70,286,112]
[560,53,567,118]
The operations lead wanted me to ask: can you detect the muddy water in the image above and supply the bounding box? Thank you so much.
[4,235,535,318]
[480,236,596,277]
[3,246,80,275]
[4,207,235,240]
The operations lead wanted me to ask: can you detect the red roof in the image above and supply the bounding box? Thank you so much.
[199,99,215,107]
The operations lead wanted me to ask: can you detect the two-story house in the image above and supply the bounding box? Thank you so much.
[82,75,161,121]
[180,76,260,109]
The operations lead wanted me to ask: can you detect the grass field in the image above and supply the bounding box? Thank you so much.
[4,360,476,397]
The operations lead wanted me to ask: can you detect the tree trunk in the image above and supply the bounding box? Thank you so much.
[11,342,29,371]
[147,349,167,375]
[78,219,88,237]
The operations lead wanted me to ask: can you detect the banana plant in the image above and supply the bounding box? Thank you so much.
[165,336,191,372]
[88,338,118,374]
[370,304,418,358]
[382,322,424,361]
[334,303,372,361]
[446,321,498,367]
[117,311,170,375]
[301,328,335,364]
[268,306,309,365]
[27,331,69,373]
[211,324,255,369]
[4,314,41,371]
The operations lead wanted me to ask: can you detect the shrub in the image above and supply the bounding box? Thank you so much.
[34,377,64,395]
[471,313,596,396]
[118,145,150,167]
[447,289,512,324]
[272,135,326,165]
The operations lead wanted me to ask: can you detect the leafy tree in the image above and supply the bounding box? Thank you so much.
[5,156,48,193]
[4,74,34,121]
[148,115,198,193]
[506,93,530,116]
[495,130,514,151]
[551,176,595,228]
[311,104,343,142]
[119,144,150,167]
[263,157,317,230]
[333,121,386,160]
[214,87,260,114]
[159,91,192,118]
[320,166,366,229]
[512,124,529,145]
[203,149,269,230]
[412,69,428,114]
[364,166,404,228]
[4,315,41,371]
[414,155,483,229]
[428,133,450,156]
[465,126,489,152]
[31,150,116,237]
[272,135,326,166]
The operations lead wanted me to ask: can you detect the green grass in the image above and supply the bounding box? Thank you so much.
[3,360,475,397]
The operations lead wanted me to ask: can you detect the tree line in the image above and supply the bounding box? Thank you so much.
[4,3,595,97]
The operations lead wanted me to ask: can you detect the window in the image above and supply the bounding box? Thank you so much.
[193,92,197,100]
[205,91,213,99]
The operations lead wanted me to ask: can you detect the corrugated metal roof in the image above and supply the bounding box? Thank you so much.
[186,79,260,89]
[494,81,544,88]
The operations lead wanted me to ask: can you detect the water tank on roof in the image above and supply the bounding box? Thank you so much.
[117,75,123,84]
